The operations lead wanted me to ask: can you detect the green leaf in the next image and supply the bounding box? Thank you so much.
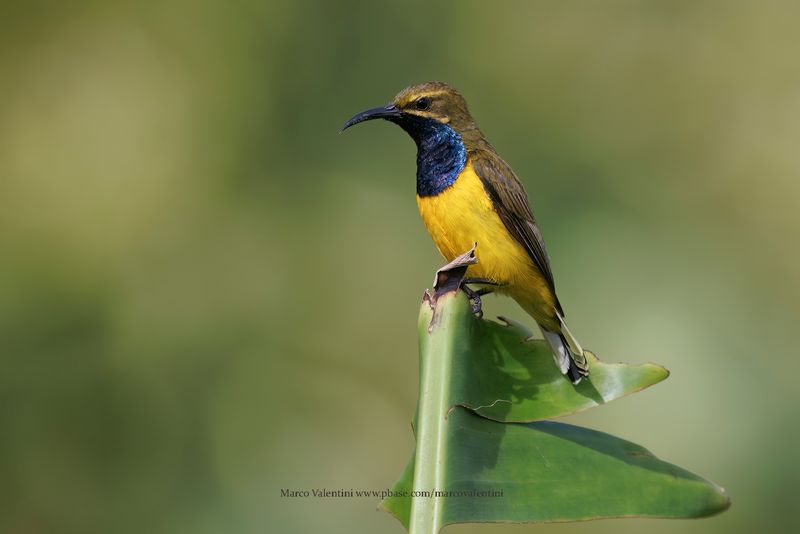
[396,275,729,532]
[416,292,668,423]
[395,257,729,532]
[382,407,730,530]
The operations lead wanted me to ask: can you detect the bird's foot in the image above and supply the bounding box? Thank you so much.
[460,283,485,318]
[461,277,507,317]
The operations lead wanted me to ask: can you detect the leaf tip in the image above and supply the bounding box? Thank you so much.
[707,482,732,515]
[648,363,671,383]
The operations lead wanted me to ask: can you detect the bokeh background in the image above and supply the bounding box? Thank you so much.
[1,1,799,533]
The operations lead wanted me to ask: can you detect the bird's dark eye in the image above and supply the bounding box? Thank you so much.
[414,97,431,111]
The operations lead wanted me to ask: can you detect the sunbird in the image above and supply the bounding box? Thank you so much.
[343,82,588,383]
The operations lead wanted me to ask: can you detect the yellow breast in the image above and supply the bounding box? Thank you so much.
[416,161,558,325]
[416,162,529,285]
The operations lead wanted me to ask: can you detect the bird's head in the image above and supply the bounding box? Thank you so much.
[342,82,480,146]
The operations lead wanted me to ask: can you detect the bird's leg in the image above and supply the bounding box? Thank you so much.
[462,277,502,295]
[459,278,504,317]
[462,277,499,285]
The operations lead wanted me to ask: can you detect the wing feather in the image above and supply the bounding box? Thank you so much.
[471,150,563,315]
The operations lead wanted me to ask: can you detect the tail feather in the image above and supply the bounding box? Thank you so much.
[565,352,586,383]
[541,313,588,384]
[556,309,584,357]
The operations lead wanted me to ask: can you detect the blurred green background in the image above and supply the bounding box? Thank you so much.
[1,1,798,533]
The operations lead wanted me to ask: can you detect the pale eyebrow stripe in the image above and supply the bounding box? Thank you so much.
[402,89,451,103]
[418,89,450,99]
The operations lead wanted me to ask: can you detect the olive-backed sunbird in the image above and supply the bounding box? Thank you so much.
[343,82,589,384]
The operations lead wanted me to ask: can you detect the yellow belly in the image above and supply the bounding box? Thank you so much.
[416,162,558,327]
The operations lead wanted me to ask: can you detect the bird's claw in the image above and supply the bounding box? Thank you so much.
[459,282,484,318]
[471,294,484,318]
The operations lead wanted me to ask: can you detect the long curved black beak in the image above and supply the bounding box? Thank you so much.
[341,104,402,132]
